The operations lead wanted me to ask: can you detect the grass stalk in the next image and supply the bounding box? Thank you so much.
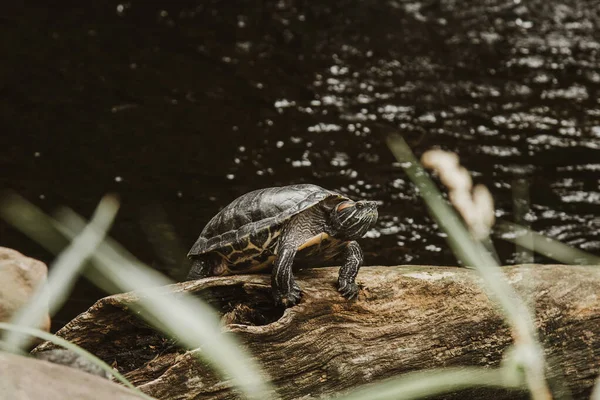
[385,133,551,400]
[512,179,535,264]
[591,376,600,400]
[0,194,277,400]
[336,366,525,400]
[0,194,119,352]
[497,221,600,265]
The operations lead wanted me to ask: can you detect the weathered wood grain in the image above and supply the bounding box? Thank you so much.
[32,265,600,400]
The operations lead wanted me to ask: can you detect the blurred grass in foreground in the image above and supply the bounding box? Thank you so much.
[0,193,276,400]
[385,133,552,400]
[1,195,119,351]
[336,366,525,400]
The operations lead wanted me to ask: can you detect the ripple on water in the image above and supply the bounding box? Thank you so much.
[7,0,600,333]
[186,0,600,265]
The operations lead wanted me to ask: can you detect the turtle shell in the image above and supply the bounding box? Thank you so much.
[187,184,349,257]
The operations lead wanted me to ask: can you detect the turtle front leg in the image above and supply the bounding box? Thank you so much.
[338,241,363,299]
[271,246,302,307]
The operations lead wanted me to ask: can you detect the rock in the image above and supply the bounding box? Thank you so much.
[0,248,114,380]
[0,352,150,400]
[33,349,110,379]
[0,247,51,334]
[31,264,600,400]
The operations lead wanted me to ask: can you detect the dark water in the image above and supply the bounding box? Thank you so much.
[1,0,600,330]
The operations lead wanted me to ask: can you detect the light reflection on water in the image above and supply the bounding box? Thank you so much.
[221,0,600,263]
[2,0,600,328]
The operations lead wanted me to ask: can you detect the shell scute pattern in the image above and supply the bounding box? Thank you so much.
[188,184,347,261]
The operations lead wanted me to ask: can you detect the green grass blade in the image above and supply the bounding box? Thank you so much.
[335,367,524,400]
[57,210,277,400]
[0,195,277,400]
[497,221,600,265]
[512,179,535,264]
[385,133,551,399]
[591,376,600,400]
[386,134,537,336]
[0,194,119,352]
[0,192,69,253]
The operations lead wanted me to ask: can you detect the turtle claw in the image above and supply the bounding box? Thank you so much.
[338,281,360,300]
[274,284,302,308]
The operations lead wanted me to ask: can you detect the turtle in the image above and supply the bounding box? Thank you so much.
[186,184,379,307]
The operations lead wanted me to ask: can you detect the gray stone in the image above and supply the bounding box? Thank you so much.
[33,348,110,379]
[0,352,150,400]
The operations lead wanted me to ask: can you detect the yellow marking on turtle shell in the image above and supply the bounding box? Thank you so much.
[214,250,233,263]
[214,228,280,266]
[222,238,263,259]
[225,255,276,274]
[264,229,280,248]
[249,255,276,271]
[297,233,330,251]
[244,241,263,251]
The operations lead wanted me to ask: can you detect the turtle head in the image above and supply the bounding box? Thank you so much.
[329,200,379,240]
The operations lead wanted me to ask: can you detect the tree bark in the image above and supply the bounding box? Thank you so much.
[32,265,600,400]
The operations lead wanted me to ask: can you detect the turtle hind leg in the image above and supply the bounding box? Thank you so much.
[186,256,215,280]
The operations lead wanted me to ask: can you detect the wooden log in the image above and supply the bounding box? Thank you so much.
[32,265,600,400]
